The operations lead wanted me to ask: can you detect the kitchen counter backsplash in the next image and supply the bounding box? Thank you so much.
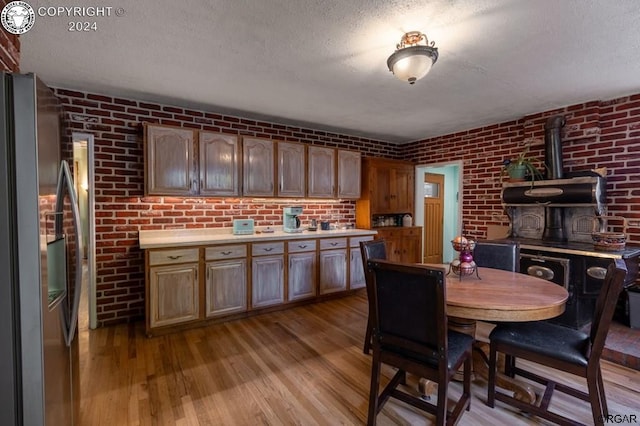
[139,226,376,249]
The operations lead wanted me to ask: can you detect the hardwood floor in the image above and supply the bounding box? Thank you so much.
[79,292,640,425]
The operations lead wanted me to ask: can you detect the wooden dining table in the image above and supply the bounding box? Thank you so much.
[422,265,569,404]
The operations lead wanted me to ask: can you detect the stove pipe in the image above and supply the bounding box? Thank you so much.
[543,115,567,241]
[544,115,566,179]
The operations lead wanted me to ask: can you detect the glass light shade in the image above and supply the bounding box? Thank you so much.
[387,45,438,84]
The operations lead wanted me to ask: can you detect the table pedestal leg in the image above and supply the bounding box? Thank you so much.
[448,316,537,404]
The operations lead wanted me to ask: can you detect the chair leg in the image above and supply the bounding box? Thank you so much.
[597,367,608,417]
[363,317,372,354]
[587,367,606,425]
[487,343,497,408]
[464,355,472,411]
[367,352,381,426]
[436,377,447,426]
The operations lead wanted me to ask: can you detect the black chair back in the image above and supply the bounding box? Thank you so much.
[473,240,520,272]
[360,239,387,354]
[368,259,446,359]
[588,259,627,362]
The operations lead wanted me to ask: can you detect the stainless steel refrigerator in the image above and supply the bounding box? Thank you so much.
[0,73,84,425]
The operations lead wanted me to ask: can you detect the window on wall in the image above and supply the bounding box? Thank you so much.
[424,182,439,198]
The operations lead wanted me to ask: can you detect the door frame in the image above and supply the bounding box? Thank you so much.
[72,132,97,329]
[414,160,464,263]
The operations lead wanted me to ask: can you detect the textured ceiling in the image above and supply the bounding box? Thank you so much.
[19,0,640,143]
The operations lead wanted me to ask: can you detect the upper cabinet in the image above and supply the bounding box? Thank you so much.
[145,124,197,196]
[307,146,335,198]
[145,124,361,200]
[277,142,306,198]
[337,150,361,199]
[243,137,275,197]
[356,157,416,228]
[199,132,240,197]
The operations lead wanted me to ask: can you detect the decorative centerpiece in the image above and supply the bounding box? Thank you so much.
[449,236,480,280]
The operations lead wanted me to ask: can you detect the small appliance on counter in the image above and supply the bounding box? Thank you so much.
[233,219,255,235]
[308,219,318,231]
[283,206,303,233]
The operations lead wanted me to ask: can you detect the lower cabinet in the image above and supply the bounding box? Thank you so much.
[145,233,375,335]
[319,238,347,295]
[349,235,374,290]
[147,248,200,329]
[288,240,317,301]
[251,242,285,308]
[205,244,247,317]
[376,227,422,263]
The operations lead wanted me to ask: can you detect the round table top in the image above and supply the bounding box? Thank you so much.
[436,266,569,322]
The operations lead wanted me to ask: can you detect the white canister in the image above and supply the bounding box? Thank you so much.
[402,214,413,227]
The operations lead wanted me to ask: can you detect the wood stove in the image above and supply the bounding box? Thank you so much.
[495,115,640,328]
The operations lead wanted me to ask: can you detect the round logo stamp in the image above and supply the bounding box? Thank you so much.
[1,1,35,35]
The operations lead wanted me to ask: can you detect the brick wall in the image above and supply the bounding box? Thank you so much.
[0,0,20,72]
[54,88,398,326]
[400,96,640,243]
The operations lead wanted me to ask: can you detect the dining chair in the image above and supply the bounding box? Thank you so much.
[366,259,473,426]
[472,240,520,272]
[360,239,387,355]
[487,258,628,426]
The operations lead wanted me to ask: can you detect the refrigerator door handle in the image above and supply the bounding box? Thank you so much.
[54,160,84,347]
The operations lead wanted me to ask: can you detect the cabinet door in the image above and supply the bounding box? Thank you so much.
[251,255,284,307]
[399,227,422,264]
[243,137,275,196]
[149,263,199,328]
[393,166,415,212]
[372,166,393,213]
[349,247,366,289]
[319,249,347,294]
[277,142,306,197]
[205,259,247,317]
[337,150,361,199]
[308,146,335,198]
[288,252,317,301]
[145,125,196,195]
[199,132,240,196]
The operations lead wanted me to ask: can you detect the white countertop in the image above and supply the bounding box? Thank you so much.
[139,227,377,249]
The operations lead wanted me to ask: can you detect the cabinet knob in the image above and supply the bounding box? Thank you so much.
[298,244,307,249]
[263,247,273,252]
[168,255,183,260]
[221,251,232,255]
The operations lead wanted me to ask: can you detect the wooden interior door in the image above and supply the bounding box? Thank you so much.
[423,173,445,264]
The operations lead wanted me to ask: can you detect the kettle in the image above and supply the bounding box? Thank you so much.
[402,214,413,227]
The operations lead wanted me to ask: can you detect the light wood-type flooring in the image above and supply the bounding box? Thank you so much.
[78,292,640,425]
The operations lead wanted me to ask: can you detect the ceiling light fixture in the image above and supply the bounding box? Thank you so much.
[387,31,438,85]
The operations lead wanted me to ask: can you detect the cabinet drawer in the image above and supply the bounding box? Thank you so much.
[375,229,401,239]
[320,238,347,250]
[149,248,199,266]
[288,240,317,253]
[205,244,247,260]
[402,227,421,237]
[349,235,374,248]
[252,241,285,256]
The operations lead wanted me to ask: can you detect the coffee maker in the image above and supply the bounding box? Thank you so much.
[283,206,303,233]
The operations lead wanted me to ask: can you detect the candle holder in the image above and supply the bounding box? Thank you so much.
[449,236,481,280]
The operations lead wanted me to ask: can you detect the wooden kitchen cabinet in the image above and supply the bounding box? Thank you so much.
[277,141,306,198]
[375,227,422,263]
[251,242,284,308]
[204,245,247,317]
[287,240,317,301]
[147,248,200,331]
[308,146,336,198]
[337,150,361,199]
[319,238,347,294]
[356,158,416,226]
[243,137,275,197]
[144,124,196,195]
[199,132,240,196]
[348,235,373,289]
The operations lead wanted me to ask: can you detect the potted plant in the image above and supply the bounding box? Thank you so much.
[501,144,543,182]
